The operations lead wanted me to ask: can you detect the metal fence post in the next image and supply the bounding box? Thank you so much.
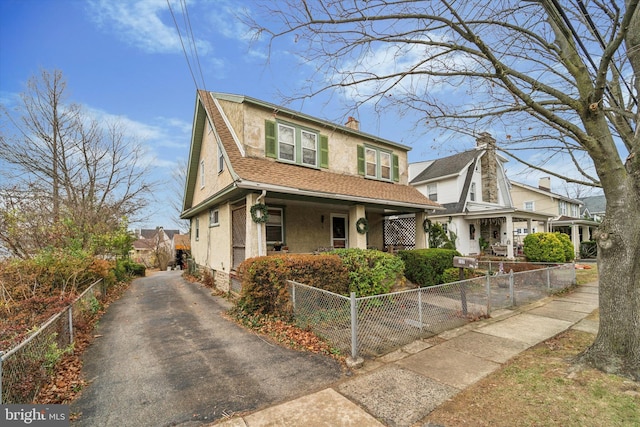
[68,307,74,345]
[350,292,358,360]
[1,351,4,404]
[418,290,423,331]
[486,271,491,315]
[546,267,551,291]
[292,282,296,313]
[509,270,515,306]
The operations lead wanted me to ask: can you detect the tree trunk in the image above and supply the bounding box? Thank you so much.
[576,182,640,381]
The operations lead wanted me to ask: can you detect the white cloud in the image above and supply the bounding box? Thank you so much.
[87,0,211,55]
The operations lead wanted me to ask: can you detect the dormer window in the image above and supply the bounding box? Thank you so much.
[427,183,438,201]
[265,120,327,168]
[470,182,476,201]
[358,145,398,182]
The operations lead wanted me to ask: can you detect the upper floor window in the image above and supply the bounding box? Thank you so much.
[470,182,476,201]
[200,160,205,188]
[559,200,568,216]
[524,201,534,211]
[265,120,327,168]
[218,143,224,174]
[571,204,579,218]
[358,145,398,182]
[194,217,200,241]
[427,183,438,201]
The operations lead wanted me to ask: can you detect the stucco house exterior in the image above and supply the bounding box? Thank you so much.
[409,133,552,258]
[510,178,600,257]
[180,91,441,291]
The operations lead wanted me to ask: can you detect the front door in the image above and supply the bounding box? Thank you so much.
[331,214,348,248]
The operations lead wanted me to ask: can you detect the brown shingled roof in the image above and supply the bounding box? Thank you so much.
[200,90,439,210]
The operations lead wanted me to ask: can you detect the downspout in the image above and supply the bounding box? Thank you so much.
[256,190,266,256]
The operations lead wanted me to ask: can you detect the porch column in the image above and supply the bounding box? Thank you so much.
[571,224,580,259]
[349,205,367,249]
[505,214,515,259]
[246,193,265,258]
[415,212,428,249]
[527,218,533,235]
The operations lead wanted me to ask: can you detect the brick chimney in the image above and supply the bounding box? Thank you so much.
[477,132,498,204]
[345,116,360,131]
[539,177,551,192]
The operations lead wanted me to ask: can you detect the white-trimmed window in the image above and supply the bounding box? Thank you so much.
[363,146,393,181]
[427,183,438,201]
[209,208,219,227]
[200,160,205,188]
[524,201,534,211]
[278,123,296,162]
[571,204,579,218]
[218,143,224,174]
[195,217,200,241]
[266,120,327,168]
[266,208,284,244]
[559,200,568,216]
[470,182,476,201]
[301,130,318,166]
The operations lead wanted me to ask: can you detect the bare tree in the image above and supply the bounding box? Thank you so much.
[0,69,156,257]
[246,1,640,379]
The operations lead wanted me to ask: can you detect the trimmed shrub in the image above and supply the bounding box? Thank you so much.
[554,232,575,261]
[331,249,404,297]
[523,232,566,262]
[398,248,461,287]
[236,254,350,317]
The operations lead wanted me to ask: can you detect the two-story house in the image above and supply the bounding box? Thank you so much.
[409,133,552,258]
[510,178,599,257]
[180,91,441,291]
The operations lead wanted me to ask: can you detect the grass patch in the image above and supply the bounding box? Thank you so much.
[575,263,599,285]
[423,328,639,427]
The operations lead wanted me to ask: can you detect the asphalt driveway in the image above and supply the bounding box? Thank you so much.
[71,270,344,426]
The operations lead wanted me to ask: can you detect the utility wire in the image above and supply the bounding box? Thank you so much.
[180,0,207,92]
[167,0,201,90]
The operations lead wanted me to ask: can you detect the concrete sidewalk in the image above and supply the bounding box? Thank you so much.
[210,281,599,427]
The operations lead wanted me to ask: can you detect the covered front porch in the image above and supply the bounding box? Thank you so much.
[239,190,442,268]
[451,209,554,258]
[550,216,600,259]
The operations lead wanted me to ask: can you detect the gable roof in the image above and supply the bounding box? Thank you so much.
[510,181,583,205]
[182,91,441,217]
[410,150,481,184]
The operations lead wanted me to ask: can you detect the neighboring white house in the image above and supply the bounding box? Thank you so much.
[409,133,552,258]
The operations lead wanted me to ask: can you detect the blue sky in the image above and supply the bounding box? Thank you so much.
[0,0,598,231]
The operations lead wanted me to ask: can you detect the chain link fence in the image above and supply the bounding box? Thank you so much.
[287,263,576,359]
[0,279,106,404]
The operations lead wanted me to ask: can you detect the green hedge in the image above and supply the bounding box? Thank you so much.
[236,254,349,317]
[331,248,404,297]
[523,232,572,262]
[441,267,475,283]
[398,248,461,287]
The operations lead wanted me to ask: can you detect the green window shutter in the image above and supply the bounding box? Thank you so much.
[357,145,365,175]
[265,120,277,158]
[319,135,329,168]
[392,154,399,182]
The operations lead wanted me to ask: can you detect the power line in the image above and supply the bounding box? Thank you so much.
[180,0,207,92]
[166,0,202,91]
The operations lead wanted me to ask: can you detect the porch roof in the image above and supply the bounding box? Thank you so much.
[551,216,600,227]
[428,207,554,222]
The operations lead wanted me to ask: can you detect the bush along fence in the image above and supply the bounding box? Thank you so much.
[0,279,106,404]
[288,263,576,360]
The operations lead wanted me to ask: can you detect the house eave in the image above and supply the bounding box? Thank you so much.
[236,180,444,212]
